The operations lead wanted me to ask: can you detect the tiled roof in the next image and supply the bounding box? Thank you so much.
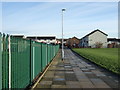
[81,29,108,39]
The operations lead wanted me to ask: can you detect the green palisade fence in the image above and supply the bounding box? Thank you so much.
[41,43,47,71]
[2,34,9,89]
[0,33,59,89]
[11,36,31,88]
[47,45,51,63]
[51,45,53,60]
[31,41,42,79]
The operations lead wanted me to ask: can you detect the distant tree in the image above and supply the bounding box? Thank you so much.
[95,42,103,48]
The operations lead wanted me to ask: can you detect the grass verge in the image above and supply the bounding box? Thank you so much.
[72,48,119,75]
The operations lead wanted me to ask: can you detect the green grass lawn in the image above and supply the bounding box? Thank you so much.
[72,48,119,75]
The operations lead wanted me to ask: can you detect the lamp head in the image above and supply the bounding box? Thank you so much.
[62,9,66,11]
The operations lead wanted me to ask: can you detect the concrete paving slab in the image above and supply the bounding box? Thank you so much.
[51,85,67,88]
[52,80,66,85]
[66,81,81,88]
[90,78,110,88]
[65,73,78,81]
[79,82,95,88]
[36,84,51,88]
[39,81,52,85]
[42,77,53,81]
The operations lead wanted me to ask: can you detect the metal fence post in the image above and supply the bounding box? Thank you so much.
[32,41,35,79]
[46,44,47,66]
[0,33,2,90]
[29,39,32,84]
[41,43,42,71]
[8,35,11,89]
[2,34,9,88]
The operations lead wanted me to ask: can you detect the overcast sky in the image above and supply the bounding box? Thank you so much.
[1,1,118,38]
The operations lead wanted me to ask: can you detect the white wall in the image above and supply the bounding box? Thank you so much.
[88,31,107,48]
[81,37,88,47]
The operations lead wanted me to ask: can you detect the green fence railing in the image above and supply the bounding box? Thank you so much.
[2,34,9,89]
[31,41,42,81]
[10,36,31,88]
[0,33,60,89]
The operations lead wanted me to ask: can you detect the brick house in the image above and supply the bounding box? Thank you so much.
[107,38,120,48]
[66,36,80,48]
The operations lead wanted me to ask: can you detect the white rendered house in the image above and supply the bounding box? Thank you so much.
[79,29,108,48]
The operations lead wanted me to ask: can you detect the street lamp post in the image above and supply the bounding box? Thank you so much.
[62,8,66,61]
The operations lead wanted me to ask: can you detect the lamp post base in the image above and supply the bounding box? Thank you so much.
[62,58,64,62]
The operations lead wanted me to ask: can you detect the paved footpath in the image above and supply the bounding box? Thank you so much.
[34,49,119,89]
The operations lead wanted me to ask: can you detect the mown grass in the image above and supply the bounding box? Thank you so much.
[72,48,119,75]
